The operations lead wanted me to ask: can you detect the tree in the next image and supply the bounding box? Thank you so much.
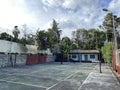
[47,19,62,53]
[46,28,57,50]
[102,13,120,49]
[36,30,48,50]
[20,34,35,45]
[88,29,105,49]
[0,32,13,41]
[71,28,106,50]
[52,19,62,43]
[72,28,88,49]
[60,37,72,60]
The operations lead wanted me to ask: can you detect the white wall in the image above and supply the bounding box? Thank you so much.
[69,53,98,62]
[0,40,38,54]
[0,40,54,67]
[0,54,26,67]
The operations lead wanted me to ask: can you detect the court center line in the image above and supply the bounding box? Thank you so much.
[0,79,47,89]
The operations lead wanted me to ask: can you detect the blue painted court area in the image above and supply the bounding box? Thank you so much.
[0,62,96,90]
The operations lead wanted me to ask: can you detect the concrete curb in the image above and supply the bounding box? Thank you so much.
[110,67,120,84]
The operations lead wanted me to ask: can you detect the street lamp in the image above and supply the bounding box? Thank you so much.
[103,8,118,50]
[103,8,118,71]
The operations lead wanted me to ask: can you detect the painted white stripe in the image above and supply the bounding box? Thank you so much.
[0,79,47,89]
[77,65,97,90]
[77,72,92,90]
[46,71,79,90]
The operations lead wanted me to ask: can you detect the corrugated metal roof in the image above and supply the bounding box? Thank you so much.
[70,50,99,53]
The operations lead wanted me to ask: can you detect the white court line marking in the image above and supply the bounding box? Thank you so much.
[0,79,47,89]
[77,72,92,90]
[77,65,97,90]
[46,71,79,90]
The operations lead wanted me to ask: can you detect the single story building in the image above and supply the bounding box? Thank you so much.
[69,50,99,62]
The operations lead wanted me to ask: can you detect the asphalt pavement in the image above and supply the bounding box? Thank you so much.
[78,64,120,90]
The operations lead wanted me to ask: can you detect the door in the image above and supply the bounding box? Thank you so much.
[84,54,88,61]
[79,54,82,61]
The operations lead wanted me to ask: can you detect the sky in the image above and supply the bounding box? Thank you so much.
[0,0,120,38]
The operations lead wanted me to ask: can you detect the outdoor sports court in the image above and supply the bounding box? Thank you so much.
[0,62,96,90]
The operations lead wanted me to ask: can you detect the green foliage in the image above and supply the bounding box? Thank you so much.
[101,42,112,65]
[47,28,58,48]
[35,19,62,52]
[72,28,105,50]
[36,30,48,50]
[52,19,61,43]
[0,32,13,41]
[102,13,120,43]
[19,37,27,46]
[60,37,72,58]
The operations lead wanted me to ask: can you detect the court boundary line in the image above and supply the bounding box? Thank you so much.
[46,71,79,90]
[0,79,47,89]
[77,65,97,90]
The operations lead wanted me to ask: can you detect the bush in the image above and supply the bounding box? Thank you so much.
[101,42,112,65]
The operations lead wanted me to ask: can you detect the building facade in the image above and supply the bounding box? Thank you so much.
[69,50,99,62]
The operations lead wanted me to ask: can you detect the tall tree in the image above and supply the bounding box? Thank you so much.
[48,19,62,53]
[36,30,48,50]
[71,28,105,50]
[102,13,120,49]
[12,26,20,40]
[52,19,62,43]
[60,37,72,59]
[47,28,57,50]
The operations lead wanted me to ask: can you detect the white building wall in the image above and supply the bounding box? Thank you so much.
[82,54,85,60]
[69,53,99,62]
[89,54,98,62]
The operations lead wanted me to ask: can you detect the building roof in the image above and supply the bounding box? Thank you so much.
[70,50,99,54]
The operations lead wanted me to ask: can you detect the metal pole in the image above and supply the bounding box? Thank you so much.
[112,14,118,50]
[99,50,102,73]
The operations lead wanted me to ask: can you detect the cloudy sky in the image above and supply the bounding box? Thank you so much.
[0,0,120,37]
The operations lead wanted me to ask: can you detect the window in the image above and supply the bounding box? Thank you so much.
[90,54,95,59]
[72,54,77,58]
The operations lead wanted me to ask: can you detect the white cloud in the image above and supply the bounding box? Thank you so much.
[41,21,52,30]
[108,0,120,16]
[42,0,63,7]
[0,0,119,38]
[108,0,120,10]
[0,0,38,30]
[62,0,77,10]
